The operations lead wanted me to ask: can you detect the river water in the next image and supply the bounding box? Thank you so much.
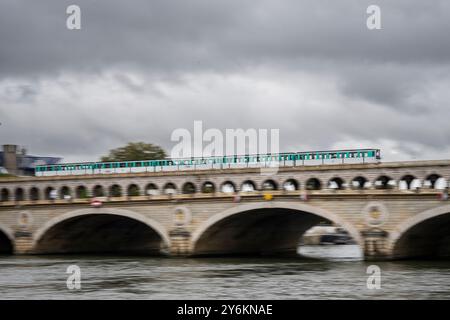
[0,245,449,299]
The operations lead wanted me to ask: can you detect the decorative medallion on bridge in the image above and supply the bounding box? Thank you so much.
[173,207,192,227]
[15,211,33,238]
[363,202,389,227]
[17,210,33,228]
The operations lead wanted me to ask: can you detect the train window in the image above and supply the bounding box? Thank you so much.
[119,162,126,168]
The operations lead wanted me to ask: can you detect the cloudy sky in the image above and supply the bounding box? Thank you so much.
[0,0,449,162]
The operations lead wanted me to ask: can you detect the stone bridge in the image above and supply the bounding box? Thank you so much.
[0,160,449,260]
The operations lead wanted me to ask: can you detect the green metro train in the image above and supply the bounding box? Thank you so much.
[35,148,381,176]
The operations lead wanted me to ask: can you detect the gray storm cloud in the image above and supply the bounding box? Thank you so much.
[0,0,449,162]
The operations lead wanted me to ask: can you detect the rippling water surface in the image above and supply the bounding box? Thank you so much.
[0,245,449,299]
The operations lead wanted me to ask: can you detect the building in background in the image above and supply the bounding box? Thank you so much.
[0,144,61,176]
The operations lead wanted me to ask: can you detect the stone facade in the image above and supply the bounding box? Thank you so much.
[0,160,449,260]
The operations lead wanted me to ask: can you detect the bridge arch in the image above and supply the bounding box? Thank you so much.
[282,179,299,191]
[262,179,278,191]
[389,204,450,259]
[15,187,24,201]
[60,186,71,199]
[374,175,395,189]
[201,181,215,193]
[424,174,447,189]
[145,183,159,195]
[182,182,197,194]
[351,176,368,189]
[399,174,420,190]
[0,188,10,202]
[221,181,236,193]
[32,208,170,255]
[29,187,40,201]
[109,184,122,197]
[127,184,140,196]
[241,180,257,192]
[328,177,345,190]
[305,177,322,190]
[191,202,363,256]
[0,224,14,254]
[163,182,177,194]
[75,185,88,199]
[92,185,105,197]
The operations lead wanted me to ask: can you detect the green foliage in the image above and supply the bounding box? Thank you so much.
[100,142,167,162]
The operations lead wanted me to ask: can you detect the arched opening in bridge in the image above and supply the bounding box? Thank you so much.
[145,183,159,196]
[109,184,122,197]
[201,181,215,193]
[30,187,40,201]
[351,176,368,189]
[1,188,9,202]
[93,185,105,197]
[182,182,196,194]
[305,178,321,190]
[241,180,256,192]
[45,187,55,200]
[163,183,177,195]
[15,188,24,201]
[60,186,71,200]
[127,184,140,197]
[283,179,299,191]
[392,210,450,260]
[262,180,278,191]
[328,177,345,190]
[374,175,395,189]
[399,175,421,190]
[424,174,447,190]
[76,186,88,199]
[192,205,362,259]
[0,229,13,254]
[221,181,236,193]
[33,214,167,255]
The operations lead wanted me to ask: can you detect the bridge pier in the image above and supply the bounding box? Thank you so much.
[169,228,192,256]
[360,229,390,260]
[13,231,34,254]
